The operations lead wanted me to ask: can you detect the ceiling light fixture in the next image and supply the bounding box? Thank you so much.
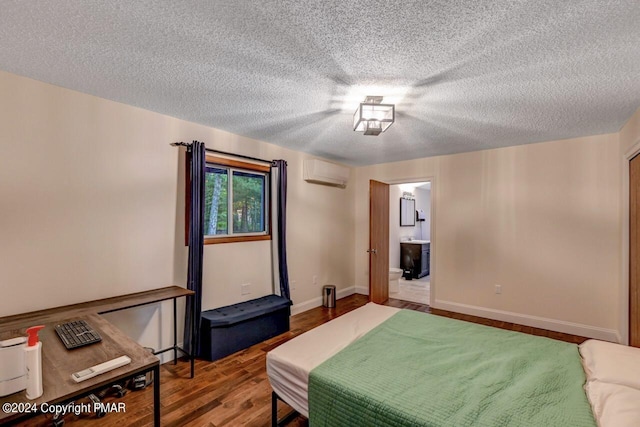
[353,96,395,136]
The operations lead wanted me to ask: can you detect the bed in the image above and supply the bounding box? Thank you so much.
[266,303,640,427]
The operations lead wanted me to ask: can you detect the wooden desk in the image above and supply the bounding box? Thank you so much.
[0,286,195,426]
[94,286,196,378]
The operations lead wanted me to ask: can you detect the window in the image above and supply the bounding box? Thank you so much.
[188,155,271,244]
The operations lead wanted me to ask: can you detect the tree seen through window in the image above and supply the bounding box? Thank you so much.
[204,166,267,236]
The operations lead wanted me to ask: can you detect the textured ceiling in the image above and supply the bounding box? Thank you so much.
[0,1,639,166]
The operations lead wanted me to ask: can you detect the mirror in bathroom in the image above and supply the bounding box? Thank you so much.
[400,198,415,226]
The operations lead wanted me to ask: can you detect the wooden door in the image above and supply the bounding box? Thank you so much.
[630,155,640,347]
[369,180,389,303]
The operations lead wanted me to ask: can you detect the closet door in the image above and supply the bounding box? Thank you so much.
[630,154,640,347]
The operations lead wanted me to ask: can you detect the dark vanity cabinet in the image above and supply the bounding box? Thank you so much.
[400,242,430,279]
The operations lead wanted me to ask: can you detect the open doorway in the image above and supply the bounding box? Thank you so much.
[368,178,435,306]
[388,181,431,305]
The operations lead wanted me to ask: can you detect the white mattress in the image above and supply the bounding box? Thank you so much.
[268,304,640,427]
[266,302,400,417]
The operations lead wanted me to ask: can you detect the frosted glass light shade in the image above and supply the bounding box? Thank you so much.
[353,102,394,136]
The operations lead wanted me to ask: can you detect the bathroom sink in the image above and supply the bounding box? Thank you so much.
[403,240,430,244]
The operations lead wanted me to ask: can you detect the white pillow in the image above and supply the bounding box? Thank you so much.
[579,339,640,390]
[585,381,640,427]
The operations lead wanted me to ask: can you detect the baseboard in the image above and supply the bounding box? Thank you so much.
[153,343,182,364]
[159,352,173,364]
[291,286,357,315]
[433,300,620,343]
[355,285,369,295]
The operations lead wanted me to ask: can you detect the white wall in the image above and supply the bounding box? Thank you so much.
[355,133,623,342]
[415,187,431,241]
[0,70,355,357]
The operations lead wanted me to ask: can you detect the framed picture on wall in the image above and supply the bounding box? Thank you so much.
[400,198,415,226]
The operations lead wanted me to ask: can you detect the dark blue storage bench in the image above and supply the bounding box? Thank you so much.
[200,294,292,361]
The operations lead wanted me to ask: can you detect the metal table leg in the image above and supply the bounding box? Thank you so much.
[190,294,196,379]
[173,298,178,365]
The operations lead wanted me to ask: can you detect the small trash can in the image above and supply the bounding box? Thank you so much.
[322,285,336,308]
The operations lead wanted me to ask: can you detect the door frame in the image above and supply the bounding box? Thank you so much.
[623,138,640,345]
[370,175,436,306]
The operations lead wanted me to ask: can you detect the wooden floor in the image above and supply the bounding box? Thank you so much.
[18,294,588,427]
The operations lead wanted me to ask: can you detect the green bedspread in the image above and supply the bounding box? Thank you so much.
[308,310,596,427]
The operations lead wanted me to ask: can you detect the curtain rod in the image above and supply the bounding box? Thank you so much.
[171,142,273,165]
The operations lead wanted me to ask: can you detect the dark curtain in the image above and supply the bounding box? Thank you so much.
[272,160,290,300]
[184,140,205,356]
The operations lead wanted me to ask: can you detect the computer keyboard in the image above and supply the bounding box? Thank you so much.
[55,319,102,350]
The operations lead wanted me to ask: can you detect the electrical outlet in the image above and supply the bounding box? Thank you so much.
[495,285,502,294]
[291,280,296,290]
[313,275,318,285]
[241,283,251,295]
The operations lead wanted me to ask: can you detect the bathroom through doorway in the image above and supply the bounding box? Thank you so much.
[388,181,432,305]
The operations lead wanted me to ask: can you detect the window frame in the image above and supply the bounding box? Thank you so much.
[186,154,272,245]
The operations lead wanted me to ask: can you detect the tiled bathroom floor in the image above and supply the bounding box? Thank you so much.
[390,275,430,305]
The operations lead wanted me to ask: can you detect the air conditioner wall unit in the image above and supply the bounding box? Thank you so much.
[303,159,349,188]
